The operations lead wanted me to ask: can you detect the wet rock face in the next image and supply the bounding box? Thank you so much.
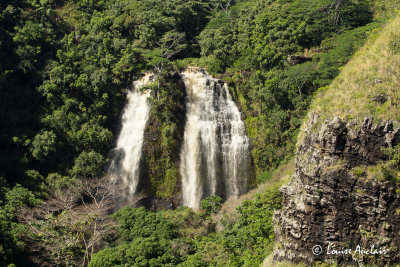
[274,113,400,266]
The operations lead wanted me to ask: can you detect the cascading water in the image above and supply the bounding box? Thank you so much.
[180,68,250,208]
[107,73,154,207]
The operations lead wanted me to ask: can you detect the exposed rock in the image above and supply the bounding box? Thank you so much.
[274,114,400,266]
[138,72,186,207]
[372,94,388,104]
[139,194,182,211]
[287,55,313,65]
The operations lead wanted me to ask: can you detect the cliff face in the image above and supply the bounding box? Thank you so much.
[274,113,400,266]
[138,73,186,210]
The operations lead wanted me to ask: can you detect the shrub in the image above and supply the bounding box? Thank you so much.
[89,237,178,267]
[200,196,223,217]
[30,130,57,161]
[351,167,365,178]
[112,207,178,241]
[71,150,105,178]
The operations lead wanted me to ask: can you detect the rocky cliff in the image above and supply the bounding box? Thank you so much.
[138,72,186,210]
[274,113,400,266]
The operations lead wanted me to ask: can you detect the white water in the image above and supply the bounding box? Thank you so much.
[180,68,250,208]
[107,74,153,207]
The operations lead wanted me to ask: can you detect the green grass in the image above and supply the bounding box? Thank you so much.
[299,14,400,144]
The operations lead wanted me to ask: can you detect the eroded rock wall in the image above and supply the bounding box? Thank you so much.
[274,113,400,266]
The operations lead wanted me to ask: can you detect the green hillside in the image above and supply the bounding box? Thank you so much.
[308,14,400,128]
[0,0,399,266]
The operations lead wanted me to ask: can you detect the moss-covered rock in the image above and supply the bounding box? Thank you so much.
[138,72,186,206]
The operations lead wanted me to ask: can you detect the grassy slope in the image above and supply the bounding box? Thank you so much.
[305,14,400,132]
[266,11,400,267]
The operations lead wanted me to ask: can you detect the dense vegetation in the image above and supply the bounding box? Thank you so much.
[188,0,385,176]
[0,0,399,266]
[88,183,282,266]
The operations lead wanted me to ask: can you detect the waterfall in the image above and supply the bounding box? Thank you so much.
[180,68,250,208]
[107,73,154,207]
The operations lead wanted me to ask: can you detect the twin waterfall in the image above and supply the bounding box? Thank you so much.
[180,69,250,208]
[107,74,153,207]
[108,69,250,208]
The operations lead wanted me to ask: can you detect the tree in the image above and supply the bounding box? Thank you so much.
[30,130,57,161]
[16,177,124,266]
[0,181,39,266]
[214,0,234,13]
[71,151,105,178]
[145,30,187,99]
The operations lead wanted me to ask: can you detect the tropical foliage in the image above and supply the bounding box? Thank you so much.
[0,0,398,265]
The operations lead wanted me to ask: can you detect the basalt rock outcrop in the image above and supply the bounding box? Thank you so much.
[287,55,313,65]
[274,113,400,266]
